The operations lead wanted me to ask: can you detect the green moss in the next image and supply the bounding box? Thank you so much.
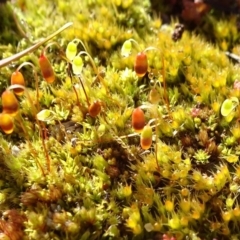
[1,0,240,239]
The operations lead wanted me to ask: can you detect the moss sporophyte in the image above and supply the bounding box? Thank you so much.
[2,1,240,239]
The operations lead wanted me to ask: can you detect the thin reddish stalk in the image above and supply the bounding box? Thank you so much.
[16,112,45,176]
[78,75,90,107]
[162,57,170,114]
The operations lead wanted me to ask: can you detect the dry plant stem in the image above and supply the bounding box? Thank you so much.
[0,22,73,68]
[225,51,240,63]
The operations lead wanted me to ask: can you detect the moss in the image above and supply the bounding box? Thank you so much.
[1,0,240,239]
[0,2,22,44]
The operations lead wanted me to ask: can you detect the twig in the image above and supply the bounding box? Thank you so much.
[0,22,73,68]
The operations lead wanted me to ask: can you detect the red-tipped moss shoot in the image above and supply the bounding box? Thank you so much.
[132,107,145,133]
[0,113,14,134]
[1,90,19,116]
[140,125,153,150]
[88,100,101,117]
[39,53,55,83]
[10,71,25,96]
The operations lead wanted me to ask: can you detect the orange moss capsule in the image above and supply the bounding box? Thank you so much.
[0,113,14,134]
[89,100,101,117]
[134,52,148,77]
[132,107,145,133]
[1,90,19,116]
[140,125,152,150]
[39,53,55,83]
[11,71,25,96]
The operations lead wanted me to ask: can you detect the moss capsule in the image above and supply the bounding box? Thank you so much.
[0,113,14,134]
[141,125,152,150]
[221,97,239,117]
[72,56,84,75]
[10,71,25,96]
[89,100,101,117]
[121,39,132,57]
[149,88,160,104]
[66,41,77,61]
[134,52,148,77]
[132,107,145,133]
[1,90,19,116]
[39,53,55,83]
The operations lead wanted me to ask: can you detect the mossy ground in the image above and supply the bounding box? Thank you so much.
[1,0,240,239]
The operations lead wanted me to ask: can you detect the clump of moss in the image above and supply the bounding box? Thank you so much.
[2,0,240,239]
[0,2,22,44]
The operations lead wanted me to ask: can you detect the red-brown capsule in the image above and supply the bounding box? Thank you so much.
[11,71,25,96]
[132,107,145,133]
[1,90,19,116]
[134,52,148,77]
[0,113,14,134]
[39,53,55,83]
[140,125,152,150]
[89,100,101,117]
